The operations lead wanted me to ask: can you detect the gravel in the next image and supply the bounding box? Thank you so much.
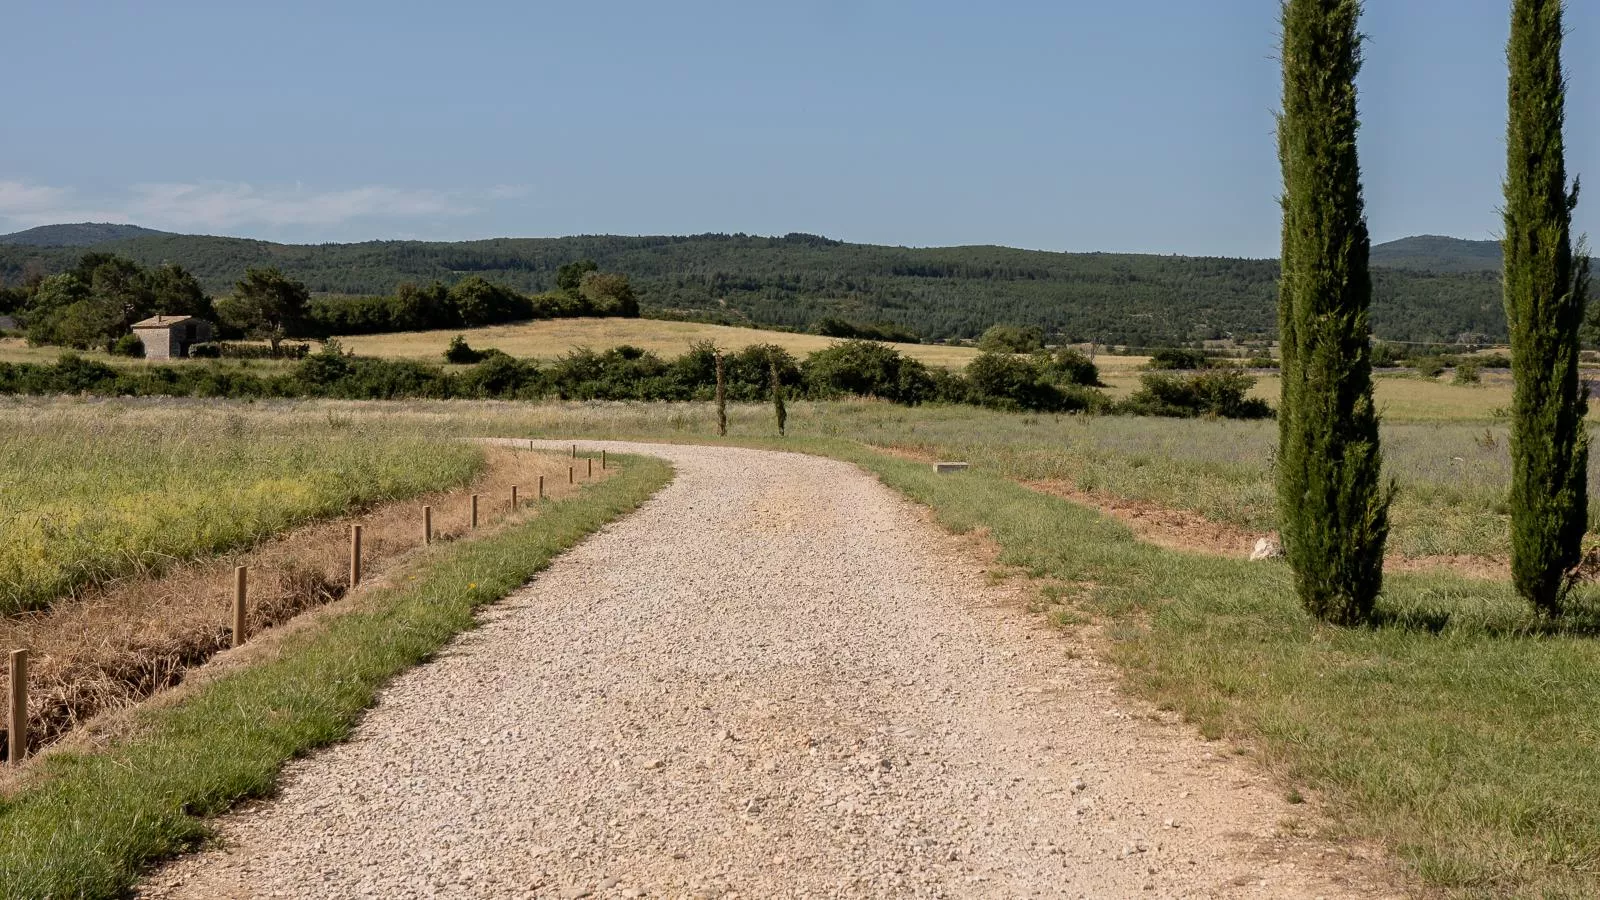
[141,442,1397,899]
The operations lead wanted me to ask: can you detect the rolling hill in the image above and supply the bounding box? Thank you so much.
[0,223,171,247]
[0,226,1513,345]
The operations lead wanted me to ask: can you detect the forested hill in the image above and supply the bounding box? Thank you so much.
[0,229,1508,344]
[0,223,170,247]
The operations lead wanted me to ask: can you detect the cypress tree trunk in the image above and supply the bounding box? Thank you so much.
[770,359,787,437]
[1504,0,1590,615]
[715,350,728,437]
[1276,0,1391,625]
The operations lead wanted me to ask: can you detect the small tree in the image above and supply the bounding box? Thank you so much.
[218,267,310,351]
[770,357,787,436]
[1503,0,1590,614]
[578,272,640,317]
[715,350,728,436]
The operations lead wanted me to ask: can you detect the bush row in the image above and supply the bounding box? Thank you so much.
[0,339,1270,419]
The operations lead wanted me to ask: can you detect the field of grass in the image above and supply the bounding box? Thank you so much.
[0,400,481,614]
[337,317,996,368]
[0,453,671,899]
[6,391,1599,896]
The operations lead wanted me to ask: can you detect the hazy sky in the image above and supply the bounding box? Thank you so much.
[1,1,1595,256]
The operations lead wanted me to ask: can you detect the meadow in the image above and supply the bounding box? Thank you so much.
[3,382,1596,896]
[0,401,481,615]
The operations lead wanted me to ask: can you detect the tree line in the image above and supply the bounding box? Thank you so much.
[1277,0,1589,624]
[0,229,1514,346]
[0,255,639,354]
[0,337,1269,421]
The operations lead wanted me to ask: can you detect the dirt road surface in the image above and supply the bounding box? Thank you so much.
[142,442,1398,899]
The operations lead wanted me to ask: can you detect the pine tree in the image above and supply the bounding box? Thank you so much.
[1504,0,1591,615]
[770,358,787,437]
[1275,0,1391,625]
[715,350,728,437]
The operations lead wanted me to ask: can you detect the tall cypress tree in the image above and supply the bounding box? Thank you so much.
[1276,0,1391,625]
[1504,0,1590,615]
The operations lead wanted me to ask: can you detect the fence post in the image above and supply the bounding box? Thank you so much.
[571,443,576,458]
[601,450,607,470]
[423,506,433,545]
[350,524,363,587]
[8,649,26,764]
[471,494,479,529]
[511,484,519,509]
[587,457,593,478]
[538,474,545,500]
[569,465,574,485]
[232,566,248,648]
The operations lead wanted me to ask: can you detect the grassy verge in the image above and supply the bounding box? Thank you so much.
[0,453,670,900]
[817,444,1599,898]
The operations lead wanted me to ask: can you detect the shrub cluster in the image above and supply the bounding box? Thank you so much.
[309,273,637,336]
[0,337,1270,420]
[812,317,920,344]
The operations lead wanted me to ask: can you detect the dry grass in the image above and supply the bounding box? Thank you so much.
[0,446,603,763]
[337,317,985,368]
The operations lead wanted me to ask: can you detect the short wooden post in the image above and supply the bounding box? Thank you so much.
[538,474,545,499]
[8,649,26,764]
[569,465,575,485]
[571,444,576,458]
[471,494,479,529]
[601,450,607,470]
[511,484,519,508]
[423,506,433,545]
[232,566,248,648]
[587,457,593,478]
[350,524,363,587]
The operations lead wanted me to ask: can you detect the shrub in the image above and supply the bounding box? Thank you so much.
[802,340,934,404]
[444,335,486,365]
[109,334,145,357]
[964,351,1103,412]
[1413,357,1447,378]
[976,324,1045,354]
[189,342,222,359]
[1122,370,1273,419]
[1146,347,1211,370]
[1038,347,1102,386]
[1453,363,1483,385]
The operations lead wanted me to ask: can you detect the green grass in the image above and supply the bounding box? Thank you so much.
[0,400,482,614]
[0,453,671,899]
[824,445,1600,898]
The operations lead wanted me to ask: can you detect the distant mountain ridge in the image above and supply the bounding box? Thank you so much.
[0,225,1513,344]
[1370,235,1504,274]
[0,223,172,247]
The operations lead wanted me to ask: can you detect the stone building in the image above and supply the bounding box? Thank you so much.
[131,315,213,360]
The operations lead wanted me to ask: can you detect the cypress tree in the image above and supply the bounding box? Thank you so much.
[1504,0,1591,615]
[1275,0,1391,625]
[714,350,728,437]
[770,358,787,437]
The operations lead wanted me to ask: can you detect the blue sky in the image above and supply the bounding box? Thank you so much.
[1,1,1594,257]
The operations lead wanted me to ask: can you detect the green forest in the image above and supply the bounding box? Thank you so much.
[0,230,1509,345]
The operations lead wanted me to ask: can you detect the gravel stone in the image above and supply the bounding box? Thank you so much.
[140,442,1397,899]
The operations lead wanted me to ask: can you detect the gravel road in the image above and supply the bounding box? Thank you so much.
[143,442,1396,899]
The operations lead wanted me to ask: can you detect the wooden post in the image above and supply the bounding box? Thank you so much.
[569,465,574,485]
[511,484,519,509]
[587,457,593,478]
[423,506,433,545]
[232,566,248,648]
[538,474,545,500]
[571,443,576,458]
[8,649,26,764]
[601,450,607,470]
[471,494,479,529]
[350,524,363,587]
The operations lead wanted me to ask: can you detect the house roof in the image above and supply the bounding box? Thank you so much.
[131,315,203,329]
